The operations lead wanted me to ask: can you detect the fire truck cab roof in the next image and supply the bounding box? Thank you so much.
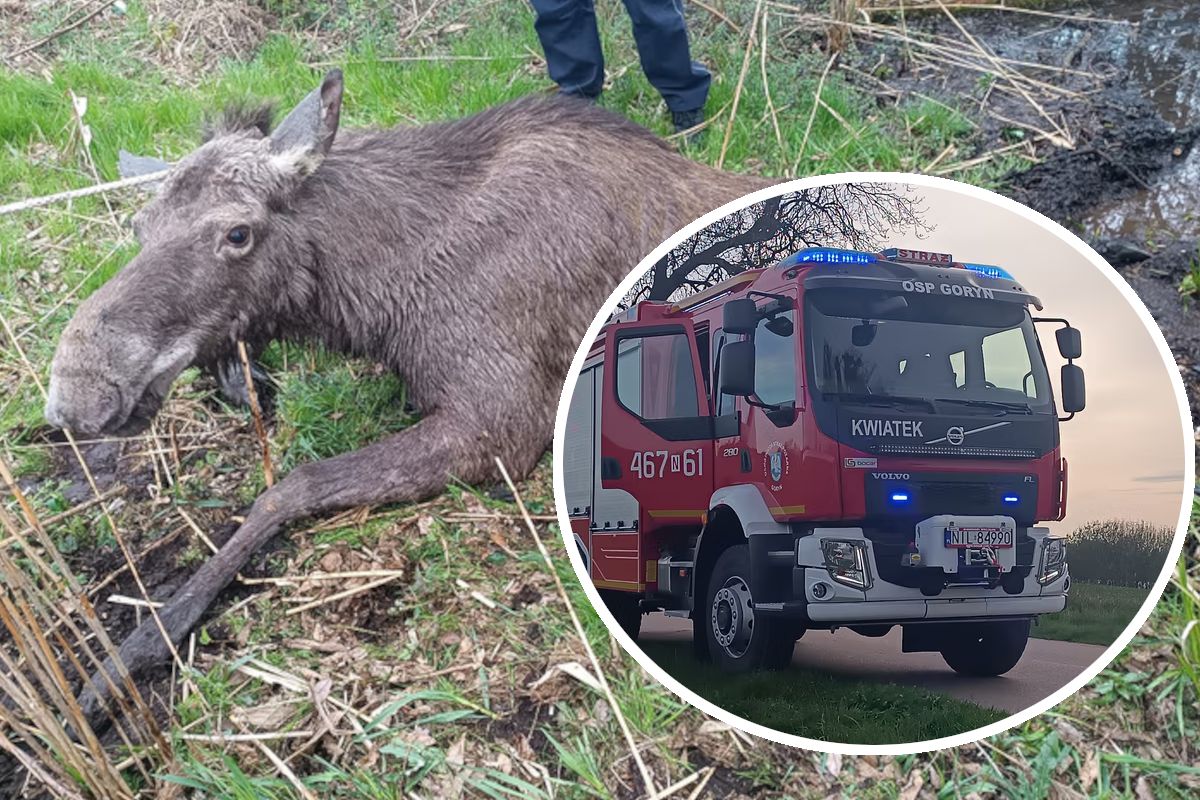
[619,246,1042,325]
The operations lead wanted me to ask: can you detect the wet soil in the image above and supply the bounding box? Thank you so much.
[7,426,294,730]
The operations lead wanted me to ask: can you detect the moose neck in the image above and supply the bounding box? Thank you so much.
[277,124,485,368]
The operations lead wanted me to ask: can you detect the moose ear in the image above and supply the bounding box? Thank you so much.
[118,149,170,192]
[269,69,343,174]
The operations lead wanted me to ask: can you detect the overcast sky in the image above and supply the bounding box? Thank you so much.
[885,183,1189,532]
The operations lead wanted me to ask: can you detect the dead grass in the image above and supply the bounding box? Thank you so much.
[1,1,273,76]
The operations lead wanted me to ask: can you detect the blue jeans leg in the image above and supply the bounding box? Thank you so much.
[530,0,606,99]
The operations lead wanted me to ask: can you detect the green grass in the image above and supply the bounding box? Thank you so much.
[270,345,414,472]
[1034,581,1152,646]
[639,640,1005,745]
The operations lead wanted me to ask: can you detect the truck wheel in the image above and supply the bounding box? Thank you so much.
[598,590,642,641]
[940,619,1031,677]
[704,545,794,672]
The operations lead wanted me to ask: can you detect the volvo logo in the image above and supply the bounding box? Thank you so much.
[925,421,1010,446]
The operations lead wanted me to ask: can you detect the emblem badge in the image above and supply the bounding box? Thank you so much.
[763,441,789,485]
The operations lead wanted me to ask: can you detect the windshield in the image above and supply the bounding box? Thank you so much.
[805,288,1053,411]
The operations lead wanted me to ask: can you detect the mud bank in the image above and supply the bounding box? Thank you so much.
[843,1,1200,421]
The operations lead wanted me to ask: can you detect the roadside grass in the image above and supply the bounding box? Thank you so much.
[0,1,1196,798]
[1034,581,1152,646]
[639,640,1006,745]
[1067,519,1175,588]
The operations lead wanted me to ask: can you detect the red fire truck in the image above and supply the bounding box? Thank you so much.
[563,246,1084,675]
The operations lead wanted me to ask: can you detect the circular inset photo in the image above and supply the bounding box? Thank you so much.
[552,173,1193,753]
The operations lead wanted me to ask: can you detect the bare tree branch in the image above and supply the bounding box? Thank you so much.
[622,183,930,309]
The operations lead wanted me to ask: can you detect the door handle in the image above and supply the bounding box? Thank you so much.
[601,457,622,480]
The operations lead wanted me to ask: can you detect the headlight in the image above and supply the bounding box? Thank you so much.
[1038,538,1067,585]
[821,539,872,590]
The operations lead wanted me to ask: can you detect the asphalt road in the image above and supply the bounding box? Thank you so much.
[641,613,1108,713]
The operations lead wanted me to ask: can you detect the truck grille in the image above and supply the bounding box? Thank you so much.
[919,482,992,514]
[875,443,1039,459]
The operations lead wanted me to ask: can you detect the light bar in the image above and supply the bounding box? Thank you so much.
[790,247,877,265]
[786,246,1019,282]
[961,263,1016,281]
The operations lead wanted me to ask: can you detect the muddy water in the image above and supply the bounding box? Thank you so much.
[1077,1,1200,240]
[1092,0,1200,129]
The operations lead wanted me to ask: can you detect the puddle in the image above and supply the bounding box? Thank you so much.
[1091,0,1200,129]
[1076,1,1200,240]
[1079,144,1200,241]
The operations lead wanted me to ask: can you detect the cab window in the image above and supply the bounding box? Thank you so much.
[754,310,797,406]
[616,332,700,419]
[982,327,1039,398]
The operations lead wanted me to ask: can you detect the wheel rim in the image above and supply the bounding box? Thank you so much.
[711,575,755,658]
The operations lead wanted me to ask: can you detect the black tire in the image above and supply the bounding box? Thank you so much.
[704,545,795,673]
[940,619,1031,677]
[599,590,642,641]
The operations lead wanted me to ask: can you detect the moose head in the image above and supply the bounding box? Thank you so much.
[44,71,345,436]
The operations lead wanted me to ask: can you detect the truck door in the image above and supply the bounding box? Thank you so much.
[718,290,815,518]
[746,295,806,517]
[596,320,714,589]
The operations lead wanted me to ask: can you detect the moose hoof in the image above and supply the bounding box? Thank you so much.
[211,357,273,411]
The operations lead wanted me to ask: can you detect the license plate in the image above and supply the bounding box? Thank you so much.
[944,527,1013,548]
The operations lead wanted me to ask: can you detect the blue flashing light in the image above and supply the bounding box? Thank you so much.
[890,492,911,503]
[1002,494,1020,504]
[790,247,877,265]
[962,263,1016,281]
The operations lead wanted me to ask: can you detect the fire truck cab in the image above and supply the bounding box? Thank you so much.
[564,246,1084,675]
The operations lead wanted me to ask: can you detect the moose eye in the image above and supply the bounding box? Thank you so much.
[226,226,251,247]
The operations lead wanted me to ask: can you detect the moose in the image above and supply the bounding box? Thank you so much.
[45,71,771,724]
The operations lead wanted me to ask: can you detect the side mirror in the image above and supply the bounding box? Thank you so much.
[1056,326,1082,360]
[723,298,759,335]
[720,340,756,397]
[1060,364,1085,414]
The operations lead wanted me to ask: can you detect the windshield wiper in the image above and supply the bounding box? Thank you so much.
[824,392,937,413]
[935,397,1033,414]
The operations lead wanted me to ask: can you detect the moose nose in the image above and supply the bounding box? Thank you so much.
[43,378,120,435]
[43,400,66,430]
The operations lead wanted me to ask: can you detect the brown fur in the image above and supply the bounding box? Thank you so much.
[45,73,772,725]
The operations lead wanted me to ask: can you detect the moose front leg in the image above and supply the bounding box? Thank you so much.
[78,410,505,728]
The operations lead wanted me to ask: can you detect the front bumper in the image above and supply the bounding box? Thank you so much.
[799,567,1067,622]
[750,521,1069,625]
